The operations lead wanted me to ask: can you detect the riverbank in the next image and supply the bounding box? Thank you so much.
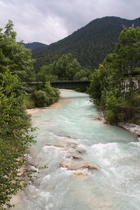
[97,111,140,138]
[26,97,73,117]
[118,122,140,138]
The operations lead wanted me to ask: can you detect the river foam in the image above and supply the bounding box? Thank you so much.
[12,90,140,210]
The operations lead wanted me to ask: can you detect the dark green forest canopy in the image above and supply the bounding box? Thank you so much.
[31,16,140,73]
[23,42,47,51]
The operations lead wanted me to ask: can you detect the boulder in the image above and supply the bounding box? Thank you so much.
[66,155,83,160]
[73,171,88,176]
[76,149,86,154]
[60,160,97,170]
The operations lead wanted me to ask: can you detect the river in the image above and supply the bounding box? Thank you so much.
[11,89,140,210]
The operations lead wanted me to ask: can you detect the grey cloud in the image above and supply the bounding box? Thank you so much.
[0,0,140,44]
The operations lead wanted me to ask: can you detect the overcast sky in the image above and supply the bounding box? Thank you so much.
[0,0,140,45]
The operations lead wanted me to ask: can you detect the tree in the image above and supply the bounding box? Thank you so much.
[88,27,140,124]
[115,27,140,98]
[74,68,91,81]
[0,20,35,82]
[0,21,35,209]
[36,53,91,82]
[0,69,35,209]
[115,27,140,75]
[36,64,58,83]
[49,53,82,80]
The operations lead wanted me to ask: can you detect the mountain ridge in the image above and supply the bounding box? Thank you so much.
[29,16,140,72]
[23,42,47,51]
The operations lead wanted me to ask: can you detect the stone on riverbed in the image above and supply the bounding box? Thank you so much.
[73,171,88,176]
[60,160,97,170]
[118,123,140,136]
[76,148,86,154]
[66,155,83,160]
[46,141,78,149]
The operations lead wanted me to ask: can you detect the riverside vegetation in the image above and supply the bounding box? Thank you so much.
[88,27,140,125]
[0,21,59,209]
[0,20,35,210]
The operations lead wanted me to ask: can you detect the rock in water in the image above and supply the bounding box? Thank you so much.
[73,171,88,176]
[60,160,97,170]
[66,155,83,160]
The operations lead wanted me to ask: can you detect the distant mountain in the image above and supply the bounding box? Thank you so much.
[32,16,140,73]
[23,42,47,51]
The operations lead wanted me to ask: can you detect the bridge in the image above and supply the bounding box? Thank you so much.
[50,80,90,91]
[26,80,90,92]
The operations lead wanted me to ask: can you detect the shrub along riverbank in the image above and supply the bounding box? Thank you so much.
[25,82,60,109]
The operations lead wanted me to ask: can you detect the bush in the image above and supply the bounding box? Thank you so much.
[33,90,47,107]
[32,82,60,108]
[43,82,60,105]
[25,96,35,109]
[105,109,117,124]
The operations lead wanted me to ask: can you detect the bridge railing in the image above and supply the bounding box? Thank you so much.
[23,80,90,92]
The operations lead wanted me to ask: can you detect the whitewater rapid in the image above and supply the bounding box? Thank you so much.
[11,90,140,210]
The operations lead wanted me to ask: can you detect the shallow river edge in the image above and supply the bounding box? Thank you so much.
[97,111,140,138]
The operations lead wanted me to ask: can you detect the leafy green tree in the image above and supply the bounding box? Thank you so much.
[74,68,91,80]
[88,27,140,124]
[88,60,120,123]
[115,27,140,75]
[115,27,140,98]
[36,64,58,82]
[0,69,34,209]
[0,20,35,82]
[36,53,91,82]
[88,57,121,106]
[43,82,60,104]
[0,21,35,209]
[50,53,82,80]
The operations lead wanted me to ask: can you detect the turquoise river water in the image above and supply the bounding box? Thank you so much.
[12,89,140,210]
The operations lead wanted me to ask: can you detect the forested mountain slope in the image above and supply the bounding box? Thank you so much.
[23,42,47,51]
[32,16,140,72]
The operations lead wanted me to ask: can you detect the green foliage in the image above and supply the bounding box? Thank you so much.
[0,20,35,82]
[103,90,118,124]
[74,68,92,80]
[36,53,91,83]
[104,110,117,124]
[88,27,140,124]
[50,53,82,80]
[0,69,35,209]
[33,90,48,107]
[32,82,60,107]
[25,95,35,109]
[36,64,58,82]
[0,21,35,209]
[115,27,140,75]
[43,82,60,104]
